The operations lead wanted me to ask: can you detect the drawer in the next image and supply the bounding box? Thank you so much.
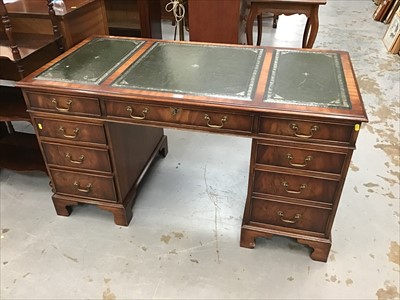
[259,117,353,144]
[253,170,338,204]
[256,144,346,174]
[250,197,331,233]
[104,101,254,133]
[27,92,101,116]
[50,169,117,202]
[34,118,107,145]
[42,142,112,172]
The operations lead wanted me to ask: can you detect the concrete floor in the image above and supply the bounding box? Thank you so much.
[1,1,399,299]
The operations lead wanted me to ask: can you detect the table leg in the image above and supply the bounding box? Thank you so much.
[302,18,311,48]
[246,5,258,45]
[304,6,320,48]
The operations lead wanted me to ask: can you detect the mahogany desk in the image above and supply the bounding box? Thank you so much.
[18,36,367,262]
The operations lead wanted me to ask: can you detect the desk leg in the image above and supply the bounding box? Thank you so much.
[303,6,320,48]
[52,196,78,216]
[298,238,331,262]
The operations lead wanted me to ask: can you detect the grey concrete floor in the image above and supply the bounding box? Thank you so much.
[1,1,399,299]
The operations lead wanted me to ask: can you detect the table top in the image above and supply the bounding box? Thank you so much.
[18,36,367,122]
[5,0,96,16]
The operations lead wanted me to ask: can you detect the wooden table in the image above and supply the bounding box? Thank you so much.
[5,0,109,49]
[18,36,367,262]
[246,0,327,47]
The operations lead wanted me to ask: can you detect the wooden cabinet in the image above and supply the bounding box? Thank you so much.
[18,37,367,262]
[104,0,161,38]
[5,0,109,50]
[188,0,247,44]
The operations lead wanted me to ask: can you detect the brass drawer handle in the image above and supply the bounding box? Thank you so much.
[127,106,148,120]
[282,181,307,194]
[204,114,228,129]
[277,211,301,224]
[290,123,319,139]
[287,154,312,168]
[74,181,92,193]
[52,98,72,112]
[65,153,85,164]
[59,126,79,139]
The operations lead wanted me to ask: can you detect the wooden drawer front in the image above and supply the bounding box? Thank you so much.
[42,143,112,172]
[34,118,107,145]
[104,101,253,133]
[259,117,353,144]
[50,169,117,202]
[27,93,101,116]
[256,144,346,174]
[254,170,338,204]
[250,198,331,233]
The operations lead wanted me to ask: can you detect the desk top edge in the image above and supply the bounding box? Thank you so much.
[17,36,368,123]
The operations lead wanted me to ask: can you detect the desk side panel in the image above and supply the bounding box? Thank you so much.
[106,122,164,201]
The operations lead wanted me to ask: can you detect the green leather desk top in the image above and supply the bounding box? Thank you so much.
[38,38,144,84]
[112,42,264,101]
[265,50,350,108]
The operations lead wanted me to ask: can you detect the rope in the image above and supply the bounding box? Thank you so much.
[165,0,186,26]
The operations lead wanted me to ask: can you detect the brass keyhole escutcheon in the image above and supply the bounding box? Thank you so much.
[170,107,181,116]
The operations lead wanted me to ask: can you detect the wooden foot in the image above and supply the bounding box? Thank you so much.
[297,238,331,262]
[240,228,273,248]
[52,194,134,226]
[241,226,331,262]
[98,202,134,227]
[159,135,168,158]
[52,197,78,216]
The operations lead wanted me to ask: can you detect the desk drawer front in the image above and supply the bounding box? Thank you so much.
[259,117,353,144]
[104,101,253,133]
[42,143,112,172]
[27,93,101,116]
[50,169,117,202]
[34,118,107,145]
[250,198,331,233]
[256,144,346,174]
[254,170,338,204]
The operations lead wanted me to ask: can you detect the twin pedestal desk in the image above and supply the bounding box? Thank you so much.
[18,36,367,262]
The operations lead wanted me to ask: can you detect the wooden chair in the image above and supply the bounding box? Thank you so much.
[0,0,64,173]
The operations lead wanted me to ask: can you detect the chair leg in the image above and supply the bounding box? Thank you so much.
[273,15,278,28]
[5,121,15,134]
[257,14,263,46]
[0,122,8,138]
